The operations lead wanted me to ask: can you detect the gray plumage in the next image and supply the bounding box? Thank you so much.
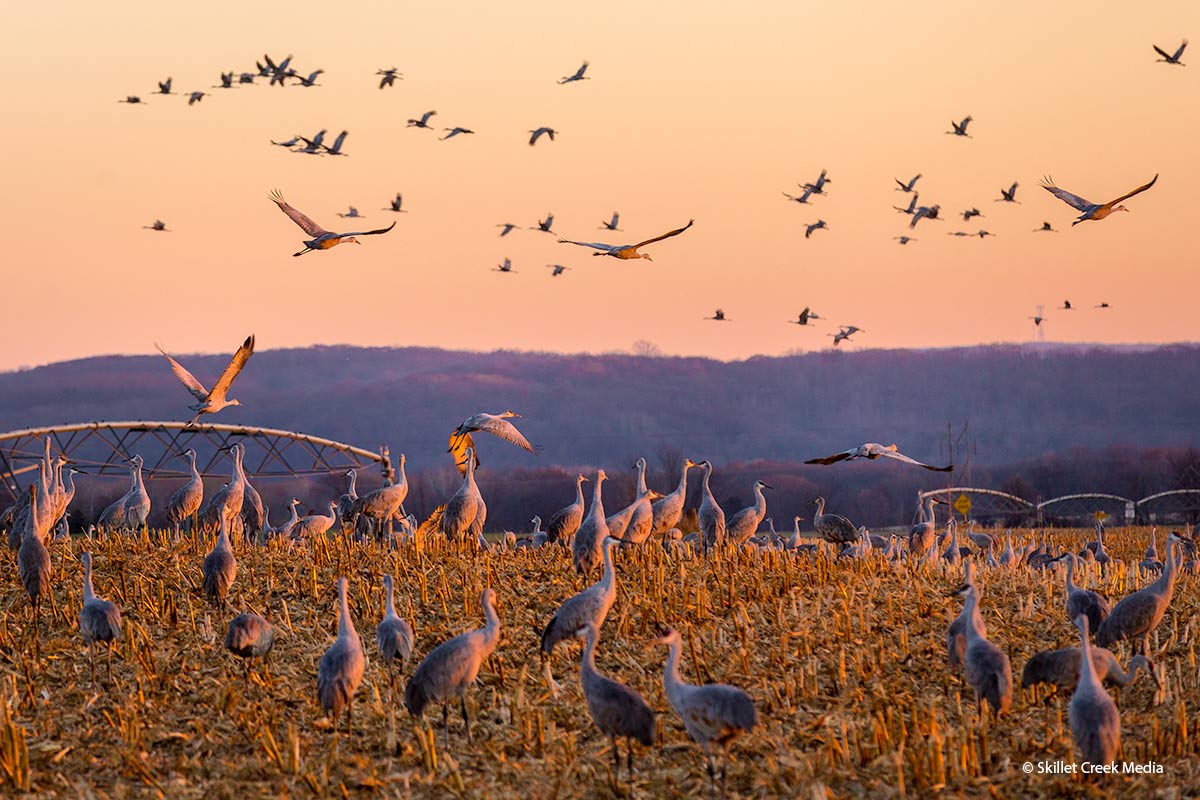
[909,496,938,553]
[18,486,50,643]
[1021,646,1157,692]
[605,459,648,540]
[317,577,366,732]
[165,448,204,537]
[335,469,358,532]
[813,497,857,545]
[97,458,138,532]
[199,444,246,533]
[79,551,122,687]
[441,448,486,543]
[953,582,1012,716]
[123,454,151,530]
[697,461,726,551]
[375,575,414,684]
[573,470,610,575]
[651,458,696,535]
[542,537,619,655]
[240,479,265,540]
[725,480,771,545]
[202,513,237,609]
[946,560,982,669]
[577,623,655,792]
[1096,536,1179,653]
[291,501,338,542]
[404,588,501,744]
[1064,553,1110,634]
[657,626,757,798]
[547,474,587,544]
[1069,615,1121,767]
[225,612,274,684]
[348,454,408,536]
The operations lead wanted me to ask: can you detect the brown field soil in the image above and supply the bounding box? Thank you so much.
[0,525,1196,798]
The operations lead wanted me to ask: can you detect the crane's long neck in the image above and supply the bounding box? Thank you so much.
[1065,557,1077,594]
[963,587,983,639]
[135,461,146,495]
[816,497,826,517]
[337,581,358,641]
[216,515,232,551]
[348,471,357,497]
[636,460,647,495]
[395,456,407,491]
[663,638,687,704]
[589,478,605,519]
[1107,655,1148,688]
[581,626,598,675]
[702,466,714,499]
[384,578,397,618]
[675,462,690,497]
[754,485,767,515]
[83,555,96,602]
[1159,540,1178,594]
[599,543,617,596]
[574,477,585,507]
[287,501,299,526]
[63,468,76,497]
[481,595,500,647]
[126,462,139,493]
[1078,618,1101,689]
[188,450,200,480]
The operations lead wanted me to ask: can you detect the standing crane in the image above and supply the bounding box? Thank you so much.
[317,577,366,733]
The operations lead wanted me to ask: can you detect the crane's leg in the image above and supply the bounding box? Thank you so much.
[88,643,96,691]
[462,696,472,744]
[628,743,636,799]
[719,746,729,799]
[347,696,353,736]
[704,750,718,798]
[106,642,114,683]
[611,735,620,779]
[442,703,451,749]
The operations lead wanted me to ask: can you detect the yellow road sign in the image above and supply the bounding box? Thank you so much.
[1093,510,1109,522]
[953,494,972,516]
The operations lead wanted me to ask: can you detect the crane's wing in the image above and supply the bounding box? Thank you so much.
[474,417,536,452]
[270,190,329,236]
[879,449,953,471]
[632,219,695,249]
[894,178,907,190]
[1174,40,1188,60]
[1153,44,1172,59]
[448,432,480,476]
[1039,178,1092,211]
[210,334,255,400]
[326,131,348,152]
[804,449,855,466]
[156,345,210,401]
[340,221,397,237]
[558,239,613,251]
[1106,174,1158,205]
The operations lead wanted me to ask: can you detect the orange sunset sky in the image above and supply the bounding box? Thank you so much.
[2,1,1196,371]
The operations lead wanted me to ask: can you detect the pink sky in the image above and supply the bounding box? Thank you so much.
[3,1,1196,370]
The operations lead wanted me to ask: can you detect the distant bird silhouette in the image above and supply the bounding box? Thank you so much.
[790,307,816,325]
[1096,302,1111,309]
[975,230,995,238]
[894,235,915,245]
[156,334,255,426]
[547,264,570,276]
[895,174,921,193]
[803,169,832,195]
[996,182,1019,203]
[407,110,436,128]
[600,212,622,231]
[377,68,403,88]
[894,193,920,215]
[783,187,816,204]
[559,219,694,260]
[1153,39,1187,65]
[270,190,396,256]
[338,206,364,219]
[157,77,174,95]
[910,204,941,228]
[531,213,555,233]
[322,130,349,156]
[296,129,328,154]
[805,443,951,471]
[962,208,983,221]
[1060,300,1073,310]
[706,309,728,321]
[441,127,474,140]
[187,91,206,106]
[946,115,973,136]
[271,135,303,148]
[528,127,556,145]
[119,96,144,104]
[559,61,590,83]
[1030,314,1045,327]
[495,258,516,273]
[215,72,234,89]
[804,220,828,239]
[143,219,169,232]
[496,223,517,236]
[1041,174,1158,225]
[1036,221,1057,232]
[383,194,407,213]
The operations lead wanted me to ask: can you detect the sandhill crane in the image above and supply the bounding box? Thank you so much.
[215,71,235,89]
[335,469,358,531]
[156,334,255,426]
[947,560,981,668]
[962,208,983,221]
[805,443,952,471]
[203,513,237,609]
[496,223,517,236]
[1069,615,1121,767]
[271,135,303,148]
[322,130,349,156]
[441,448,486,544]
[998,530,1017,567]
[813,497,858,546]
[17,486,50,647]
[78,551,122,688]
[894,193,920,215]
[1065,553,1110,633]
[338,206,364,218]
[157,77,173,94]
[697,461,726,552]
[547,264,570,276]
[965,520,995,552]
[895,174,921,193]
[803,169,831,195]
[1139,530,1164,576]
[726,481,771,545]
[143,219,169,231]
[495,258,516,273]
[1060,300,1073,310]
[942,519,963,564]
[656,626,758,798]
[347,454,408,537]
[448,410,536,475]
[894,236,915,245]
[790,307,816,325]
[263,53,294,85]
[783,187,815,204]
[1153,39,1187,65]
[1022,646,1158,693]
[706,309,728,321]
[292,69,323,87]
[910,496,939,553]
[652,459,696,535]
[606,459,647,539]
[407,110,437,128]
[441,127,474,140]
[165,448,204,539]
[1096,301,1111,309]
[119,96,144,104]
[548,474,588,544]
[559,61,590,83]
[946,116,973,136]
[270,190,395,256]
[1096,535,1179,653]
[804,220,828,239]
[577,622,655,794]
[199,443,246,533]
[97,458,138,533]
[292,501,338,542]
[531,213,556,234]
[528,127,556,146]
[404,588,501,744]
[123,454,151,530]
[275,498,302,540]
[909,204,941,228]
[226,612,274,686]
[952,582,1012,716]
[1036,221,1057,232]
[600,212,621,230]
[996,182,1019,203]
[377,67,402,88]
[1041,174,1158,224]
[295,129,328,154]
[187,91,206,105]
[318,577,366,733]
[238,72,255,84]
[383,194,407,213]
[1030,314,1045,327]
[376,575,414,689]
[618,485,660,546]
[559,219,694,260]
[574,470,610,575]
[542,537,620,662]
